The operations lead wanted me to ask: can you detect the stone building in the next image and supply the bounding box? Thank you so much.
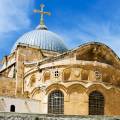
[0,4,120,116]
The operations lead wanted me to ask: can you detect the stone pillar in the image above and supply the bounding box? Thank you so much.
[15,47,24,97]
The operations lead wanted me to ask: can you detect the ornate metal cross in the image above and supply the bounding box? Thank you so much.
[34,4,51,25]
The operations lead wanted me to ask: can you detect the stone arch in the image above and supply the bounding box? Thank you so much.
[46,84,67,96]
[30,87,41,98]
[67,83,86,94]
[87,84,108,98]
[67,83,88,113]
[24,69,38,79]
[75,42,120,67]
[30,87,45,100]
[86,84,108,115]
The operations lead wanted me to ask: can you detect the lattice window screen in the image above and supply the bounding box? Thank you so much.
[89,91,104,115]
[48,90,64,114]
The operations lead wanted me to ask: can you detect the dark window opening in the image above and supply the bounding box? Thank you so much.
[10,105,15,112]
[89,91,104,115]
[55,70,59,77]
[48,90,64,114]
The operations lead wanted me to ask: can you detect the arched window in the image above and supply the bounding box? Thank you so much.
[89,91,104,115]
[10,105,15,112]
[48,90,64,114]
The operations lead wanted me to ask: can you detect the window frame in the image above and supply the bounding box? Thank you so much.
[48,90,64,114]
[89,91,104,115]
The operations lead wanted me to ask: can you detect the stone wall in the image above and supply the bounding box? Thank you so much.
[0,96,41,113]
[0,112,120,120]
[0,76,15,97]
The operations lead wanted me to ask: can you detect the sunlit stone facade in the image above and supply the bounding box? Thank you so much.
[0,40,120,115]
[0,4,120,116]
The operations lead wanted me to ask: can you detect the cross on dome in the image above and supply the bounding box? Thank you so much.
[34,4,51,30]
[11,3,68,54]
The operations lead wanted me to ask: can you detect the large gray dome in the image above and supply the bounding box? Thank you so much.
[11,28,68,53]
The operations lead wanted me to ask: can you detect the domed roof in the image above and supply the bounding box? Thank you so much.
[11,4,68,53]
[11,27,68,53]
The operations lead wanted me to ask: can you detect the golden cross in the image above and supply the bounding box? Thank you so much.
[34,4,51,25]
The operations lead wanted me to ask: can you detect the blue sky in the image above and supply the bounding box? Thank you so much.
[0,0,120,60]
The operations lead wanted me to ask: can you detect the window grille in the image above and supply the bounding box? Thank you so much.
[54,70,59,77]
[48,90,64,114]
[89,91,104,115]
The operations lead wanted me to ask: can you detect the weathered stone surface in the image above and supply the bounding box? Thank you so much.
[0,112,119,120]
[0,42,120,115]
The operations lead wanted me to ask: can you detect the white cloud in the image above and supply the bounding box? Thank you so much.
[55,17,120,57]
[0,0,33,33]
